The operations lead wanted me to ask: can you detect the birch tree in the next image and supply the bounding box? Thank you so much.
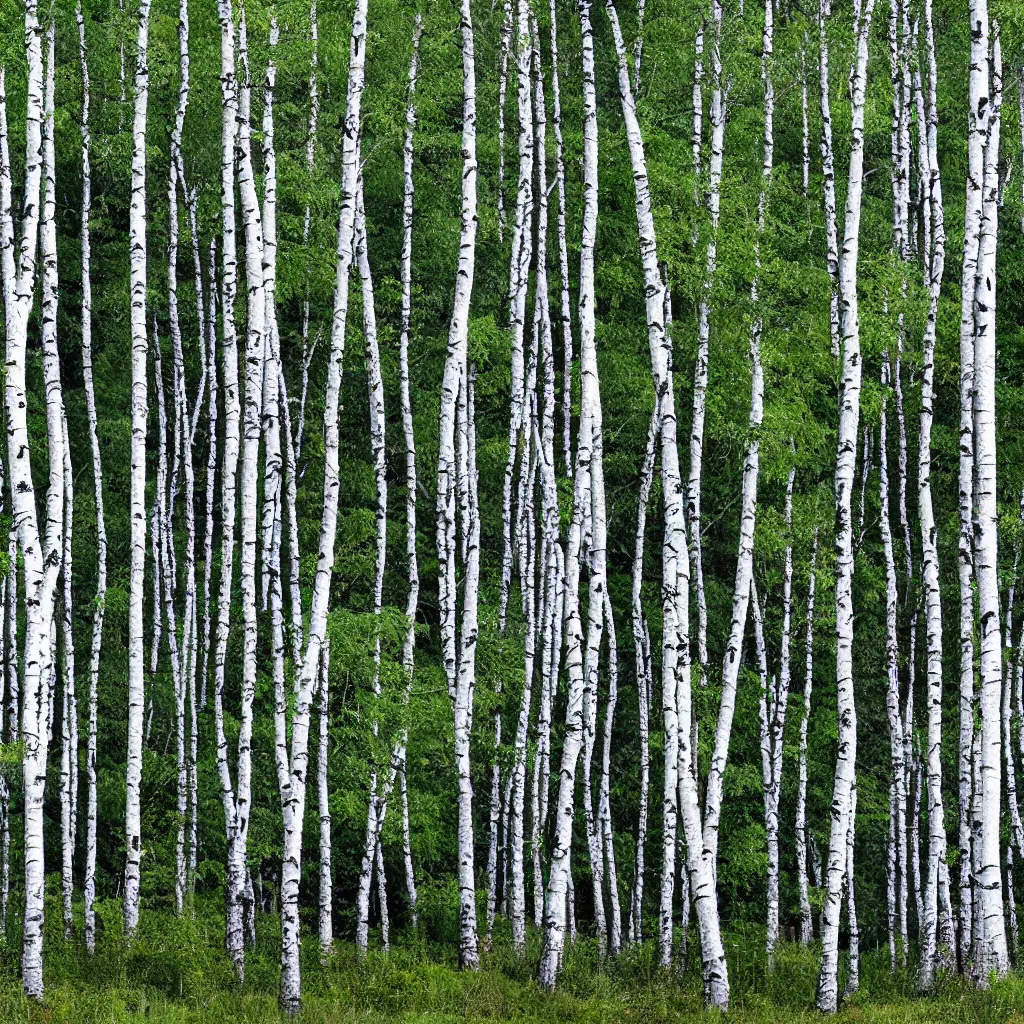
[436,0,480,970]
[687,0,725,676]
[971,21,1007,979]
[605,0,728,1005]
[539,0,599,984]
[918,0,948,986]
[796,530,819,945]
[0,0,60,995]
[816,1,877,1013]
[124,0,153,944]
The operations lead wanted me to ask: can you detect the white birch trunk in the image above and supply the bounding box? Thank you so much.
[818,0,840,358]
[75,3,104,951]
[397,10,423,932]
[124,0,152,944]
[628,402,658,946]
[436,0,480,969]
[687,0,725,677]
[918,0,948,983]
[972,26,1007,979]
[277,0,367,1008]
[318,642,332,960]
[702,0,770,882]
[1,3,60,991]
[539,0,598,984]
[545,0,573,478]
[498,0,534,633]
[605,0,728,1005]
[816,0,876,1012]
[879,359,909,973]
[797,530,819,944]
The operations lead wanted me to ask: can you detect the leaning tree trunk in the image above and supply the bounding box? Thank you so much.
[277,0,367,1010]
[702,0,770,888]
[605,0,728,1006]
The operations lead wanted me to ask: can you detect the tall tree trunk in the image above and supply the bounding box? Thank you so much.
[702,0,770,885]
[817,0,876,1012]
[75,0,105,953]
[879,358,908,974]
[971,23,1006,980]
[605,0,728,1006]
[796,531,819,945]
[818,0,840,358]
[318,641,332,960]
[277,0,367,1008]
[918,0,948,985]
[687,0,725,678]
[436,0,480,970]
[539,0,598,985]
[124,0,153,944]
[1,2,60,992]
[396,10,423,933]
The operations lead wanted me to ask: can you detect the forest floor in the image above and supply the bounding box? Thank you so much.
[0,903,1022,1023]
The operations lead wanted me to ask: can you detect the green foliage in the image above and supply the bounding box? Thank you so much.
[2,905,1024,1022]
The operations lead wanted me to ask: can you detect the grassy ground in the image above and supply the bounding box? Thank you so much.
[1,904,1022,1023]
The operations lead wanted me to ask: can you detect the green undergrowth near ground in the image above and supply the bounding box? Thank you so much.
[0,906,1022,1023]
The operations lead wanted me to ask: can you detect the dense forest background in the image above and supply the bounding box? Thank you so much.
[3,0,1024,1016]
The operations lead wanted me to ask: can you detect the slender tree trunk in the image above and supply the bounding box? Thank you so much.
[956,1,991,973]
[546,0,573,478]
[124,0,153,944]
[797,531,819,945]
[628,401,658,947]
[539,0,598,985]
[918,0,948,985]
[296,0,320,468]
[278,0,367,1008]
[879,359,908,973]
[318,642,332,960]
[687,0,725,678]
[75,3,104,951]
[436,0,480,970]
[498,0,535,633]
[702,0,770,885]
[763,458,793,969]
[396,10,423,933]
[1,4,60,992]
[972,25,1006,979]
[818,0,840,358]
[605,0,728,1006]
[817,0,876,1012]
[354,179,390,957]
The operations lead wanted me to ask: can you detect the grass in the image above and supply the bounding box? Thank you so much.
[1,902,1022,1022]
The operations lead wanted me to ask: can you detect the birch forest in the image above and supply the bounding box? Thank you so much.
[2,0,1024,1020]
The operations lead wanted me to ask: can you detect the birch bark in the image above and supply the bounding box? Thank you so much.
[817,0,877,1012]
[972,24,1007,979]
[436,0,480,969]
[797,530,819,944]
[605,0,728,1005]
[278,0,367,1008]
[124,0,153,943]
